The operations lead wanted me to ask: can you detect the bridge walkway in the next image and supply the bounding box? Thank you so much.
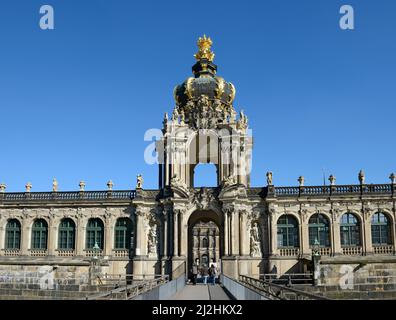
[169,283,232,300]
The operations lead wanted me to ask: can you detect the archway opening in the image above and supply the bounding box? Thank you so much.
[187,210,222,282]
[193,163,218,188]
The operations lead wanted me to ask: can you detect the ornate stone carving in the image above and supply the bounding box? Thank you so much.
[136,175,144,189]
[107,180,113,191]
[25,182,32,193]
[222,174,237,188]
[148,222,158,255]
[266,172,273,186]
[79,181,85,192]
[170,174,187,191]
[52,178,58,192]
[298,176,305,187]
[328,175,336,186]
[250,222,262,258]
[193,188,215,210]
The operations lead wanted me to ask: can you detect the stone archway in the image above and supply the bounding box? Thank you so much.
[187,210,222,280]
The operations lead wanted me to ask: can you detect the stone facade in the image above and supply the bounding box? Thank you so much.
[0,37,396,290]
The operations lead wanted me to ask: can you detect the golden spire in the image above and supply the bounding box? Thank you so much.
[194,35,215,62]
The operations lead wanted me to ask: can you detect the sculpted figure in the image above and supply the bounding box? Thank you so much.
[266,172,273,185]
[136,175,144,189]
[250,222,262,257]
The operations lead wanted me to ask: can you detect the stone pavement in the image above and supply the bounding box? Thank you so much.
[169,284,232,300]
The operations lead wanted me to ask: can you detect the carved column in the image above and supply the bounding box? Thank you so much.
[47,215,56,256]
[162,210,168,257]
[135,209,144,256]
[362,209,372,255]
[173,210,179,257]
[331,211,342,255]
[21,218,31,255]
[300,211,310,256]
[180,211,187,257]
[224,210,229,256]
[240,212,248,256]
[76,214,86,256]
[233,209,240,256]
[104,218,113,257]
[269,210,277,256]
[0,222,5,255]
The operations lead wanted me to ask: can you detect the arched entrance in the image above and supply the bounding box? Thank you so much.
[187,210,222,280]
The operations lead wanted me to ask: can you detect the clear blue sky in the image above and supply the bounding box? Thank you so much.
[0,0,395,191]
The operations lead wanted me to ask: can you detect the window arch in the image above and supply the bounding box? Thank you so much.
[31,219,48,250]
[277,215,299,248]
[371,212,392,245]
[309,214,330,247]
[201,254,209,267]
[340,213,361,246]
[5,219,21,250]
[86,218,104,250]
[202,237,209,248]
[58,218,75,250]
[114,218,133,249]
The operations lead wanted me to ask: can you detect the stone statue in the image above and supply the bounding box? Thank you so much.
[298,176,305,187]
[107,180,113,191]
[136,175,143,189]
[0,183,6,193]
[390,173,396,185]
[250,222,262,257]
[328,175,336,186]
[148,224,158,255]
[25,182,32,193]
[266,172,273,186]
[52,178,58,192]
[222,174,236,187]
[79,181,85,192]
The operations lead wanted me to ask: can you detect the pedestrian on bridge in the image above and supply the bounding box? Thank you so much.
[208,264,217,286]
[191,263,198,285]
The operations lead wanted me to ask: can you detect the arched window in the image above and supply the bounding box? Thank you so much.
[277,215,299,248]
[371,212,392,245]
[31,219,48,250]
[309,214,330,247]
[114,218,133,249]
[5,219,21,250]
[202,237,209,248]
[340,213,361,246]
[86,218,104,250]
[58,218,75,250]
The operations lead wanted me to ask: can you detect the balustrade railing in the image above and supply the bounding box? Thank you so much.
[85,250,103,257]
[279,248,300,257]
[57,249,76,257]
[3,249,21,256]
[342,246,363,256]
[373,245,394,255]
[274,184,393,197]
[112,249,129,257]
[1,190,136,202]
[29,249,48,257]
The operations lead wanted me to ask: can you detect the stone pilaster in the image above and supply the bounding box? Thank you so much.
[224,210,229,256]
[104,219,113,257]
[47,216,57,256]
[173,210,179,257]
[232,209,240,256]
[331,212,342,255]
[21,218,31,255]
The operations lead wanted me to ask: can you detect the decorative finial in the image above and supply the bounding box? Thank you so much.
[328,175,336,186]
[266,172,273,186]
[25,182,32,193]
[136,174,143,189]
[79,181,85,192]
[358,170,365,184]
[0,183,6,193]
[298,176,305,187]
[107,180,113,191]
[390,173,396,184]
[194,35,215,62]
[52,178,58,192]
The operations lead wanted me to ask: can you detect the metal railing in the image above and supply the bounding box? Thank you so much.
[239,275,329,300]
[84,274,169,300]
[259,273,313,286]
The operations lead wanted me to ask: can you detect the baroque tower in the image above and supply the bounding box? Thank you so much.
[157,35,253,190]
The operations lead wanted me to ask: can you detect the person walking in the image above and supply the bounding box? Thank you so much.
[191,262,198,285]
[209,264,217,285]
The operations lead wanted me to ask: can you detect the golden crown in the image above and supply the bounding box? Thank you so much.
[194,35,215,62]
